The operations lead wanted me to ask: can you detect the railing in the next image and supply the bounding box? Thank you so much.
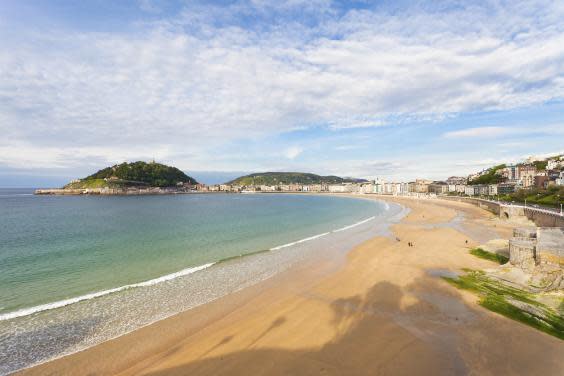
[522,205,563,217]
[441,196,564,217]
[499,202,563,217]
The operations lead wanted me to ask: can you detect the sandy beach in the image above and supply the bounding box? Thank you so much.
[20,196,563,375]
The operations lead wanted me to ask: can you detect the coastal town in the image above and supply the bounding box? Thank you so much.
[35,155,564,213]
[196,155,564,201]
[7,2,564,375]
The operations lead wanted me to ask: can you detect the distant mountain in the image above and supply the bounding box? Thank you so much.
[64,161,198,189]
[190,171,250,185]
[227,172,367,186]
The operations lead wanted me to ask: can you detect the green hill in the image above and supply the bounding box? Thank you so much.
[468,164,506,185]
[227,172,366,186]
[65,161,197,189]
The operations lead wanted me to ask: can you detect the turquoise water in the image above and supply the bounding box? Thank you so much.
[1,192,379,315]
[0,190,404,374]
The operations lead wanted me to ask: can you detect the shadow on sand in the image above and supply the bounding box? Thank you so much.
[144,279,472,376]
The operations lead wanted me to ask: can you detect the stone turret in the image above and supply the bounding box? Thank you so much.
[509,228,537,272]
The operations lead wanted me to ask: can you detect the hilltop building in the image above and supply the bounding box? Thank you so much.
[557,171,564,186]
[518,165,537,188]
[501,164,519,182]
[446,176,467,185]
[547,158,563,170]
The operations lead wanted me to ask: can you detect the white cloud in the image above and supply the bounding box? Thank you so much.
[0,1,563,172]
[442,123,564,139]
[443,126,508,138]
[0,141,175,170]
[283,146,303,159]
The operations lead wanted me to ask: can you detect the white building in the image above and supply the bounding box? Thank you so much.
[547,158,563,170]
[465,185,480,196]
[360,183,374,194]
[328,184,348,193]
[456,184,467,193]
[557,171,564,186]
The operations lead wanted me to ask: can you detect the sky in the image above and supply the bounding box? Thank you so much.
[0,0,563,187]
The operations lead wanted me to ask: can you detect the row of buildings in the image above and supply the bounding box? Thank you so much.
[370,157,564,197]
[193,156,564,197]
[190,178,514,196]
[191,182,375,194]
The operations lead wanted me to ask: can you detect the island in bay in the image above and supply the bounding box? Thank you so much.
[35,161,199,195]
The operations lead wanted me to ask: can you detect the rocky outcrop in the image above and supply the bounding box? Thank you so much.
[34,187,189,195]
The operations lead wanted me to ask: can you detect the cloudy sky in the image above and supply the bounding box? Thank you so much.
[1,0,563,186]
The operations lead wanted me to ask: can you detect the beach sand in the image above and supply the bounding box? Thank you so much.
[20,196,563,375]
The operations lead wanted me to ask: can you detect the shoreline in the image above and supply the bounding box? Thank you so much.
[15,215,378,375]
[19,196,563,375]
[4,194,398,375]
[0,210,383,323]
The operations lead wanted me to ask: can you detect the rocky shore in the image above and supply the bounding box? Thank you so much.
[34,187,192,195]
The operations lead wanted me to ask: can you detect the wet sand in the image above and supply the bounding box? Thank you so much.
[20,196,563,375]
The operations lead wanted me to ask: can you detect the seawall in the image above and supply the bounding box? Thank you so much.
[440,196,564,227]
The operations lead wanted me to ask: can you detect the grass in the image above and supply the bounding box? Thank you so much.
[498,185,564,209]
[65,178,108,189]
[443,270,564,340]
[64,178,145,189]
[469,248,509,264]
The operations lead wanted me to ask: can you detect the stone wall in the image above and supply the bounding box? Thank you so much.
[509,226,564,273]
[524,209,564,227]
[442,197,500,215]
[513,227,537,238]
[536,227,564,267]
[441,197,564,227]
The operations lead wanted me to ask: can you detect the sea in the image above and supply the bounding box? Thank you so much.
[0,189,406,374]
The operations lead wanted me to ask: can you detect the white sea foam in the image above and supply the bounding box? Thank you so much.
[0,263,215,321]
[333,216,376,232]
[0,215,379,322]
[270,232,332,251]
[270,216,376,250]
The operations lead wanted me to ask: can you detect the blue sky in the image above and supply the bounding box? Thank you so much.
[1,0,563,186]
